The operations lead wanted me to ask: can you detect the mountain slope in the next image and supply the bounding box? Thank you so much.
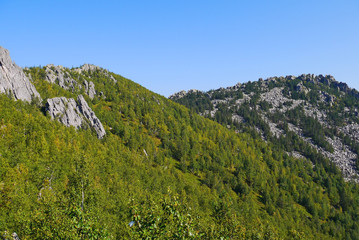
[170,74,359,182]
[1,48,359,239]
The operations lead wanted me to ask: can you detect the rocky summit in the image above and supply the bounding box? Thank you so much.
[171,74,359,182]
[0,46,41,102]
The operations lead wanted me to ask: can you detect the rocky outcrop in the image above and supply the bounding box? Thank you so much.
[44,64,100,99]
[74,64,117,83]
[45,64,80,91]
[169,90,187,99]
[46,95,106,139]
[0,46,41,102]
[76,95,106,138]
[83,80,96,99]
[73,64,101,74]
[46,97,83,128]
[169,89,201,99]
[2,231,20,240]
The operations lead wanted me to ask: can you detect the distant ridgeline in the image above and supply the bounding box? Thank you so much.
[171,74,359,183]
[1,46,359,239]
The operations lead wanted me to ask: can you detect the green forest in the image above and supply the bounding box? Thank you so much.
[1,67,359,239]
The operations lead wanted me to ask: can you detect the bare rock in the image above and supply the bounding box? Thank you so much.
[46,95,106,139]
[77,95,106,139]
[45,64,80,91]
[74,64,117,83]
[0,46,41,102]
[2,231,20,240]
[11,233,20,240]
[296,82,309,93]
[46,97,83,128]
[83,80,96,99]
[74,64,100,74]
[169,90,187,99]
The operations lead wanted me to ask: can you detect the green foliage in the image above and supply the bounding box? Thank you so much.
[0,68,359,239]
[129,189,202,239]
[175,92,213,113]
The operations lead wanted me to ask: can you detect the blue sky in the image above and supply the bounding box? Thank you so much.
[1,0,358,97]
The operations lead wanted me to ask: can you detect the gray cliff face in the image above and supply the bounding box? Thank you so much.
[0,46,41,102]
[46,97,83,128]
[46,95,106,139]
[77,95,106,139]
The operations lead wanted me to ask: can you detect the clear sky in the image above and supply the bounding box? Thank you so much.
[1,0,358,97]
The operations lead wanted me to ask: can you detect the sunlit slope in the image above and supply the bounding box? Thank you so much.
[0,67,358,239]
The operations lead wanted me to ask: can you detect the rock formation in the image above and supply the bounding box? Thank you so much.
[83,80,96,99]
[44,64,80,91]
[0,46,41,102]
[46,97,83,128]
[43,64,100,99]
[46,95,106,139]
[74,64,117,83]
[169,89,200,99]
[77,95,106,138]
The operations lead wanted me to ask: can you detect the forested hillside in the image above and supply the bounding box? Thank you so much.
[171,75,359,182]
[1,49,359,239]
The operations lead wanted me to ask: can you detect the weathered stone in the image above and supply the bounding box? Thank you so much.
[46,95,106,139]
[296,82,309,93]
[2,231,20,240]
[83,80,96,99]
[285,75,296,80]
[74,64,117,83]
[77,95,106,139]
[11,232,20,240]
[169,90,187,99]
[317,74,330,85]
[45,64,80,91]
[46,97,83,128]
[0,46,41,102]
[74,64,101,73]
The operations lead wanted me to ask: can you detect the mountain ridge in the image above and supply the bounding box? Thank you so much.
[171,74,359,182]
[170,73,357,99]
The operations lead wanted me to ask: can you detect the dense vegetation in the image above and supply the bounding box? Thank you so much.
[1,69,359,239]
